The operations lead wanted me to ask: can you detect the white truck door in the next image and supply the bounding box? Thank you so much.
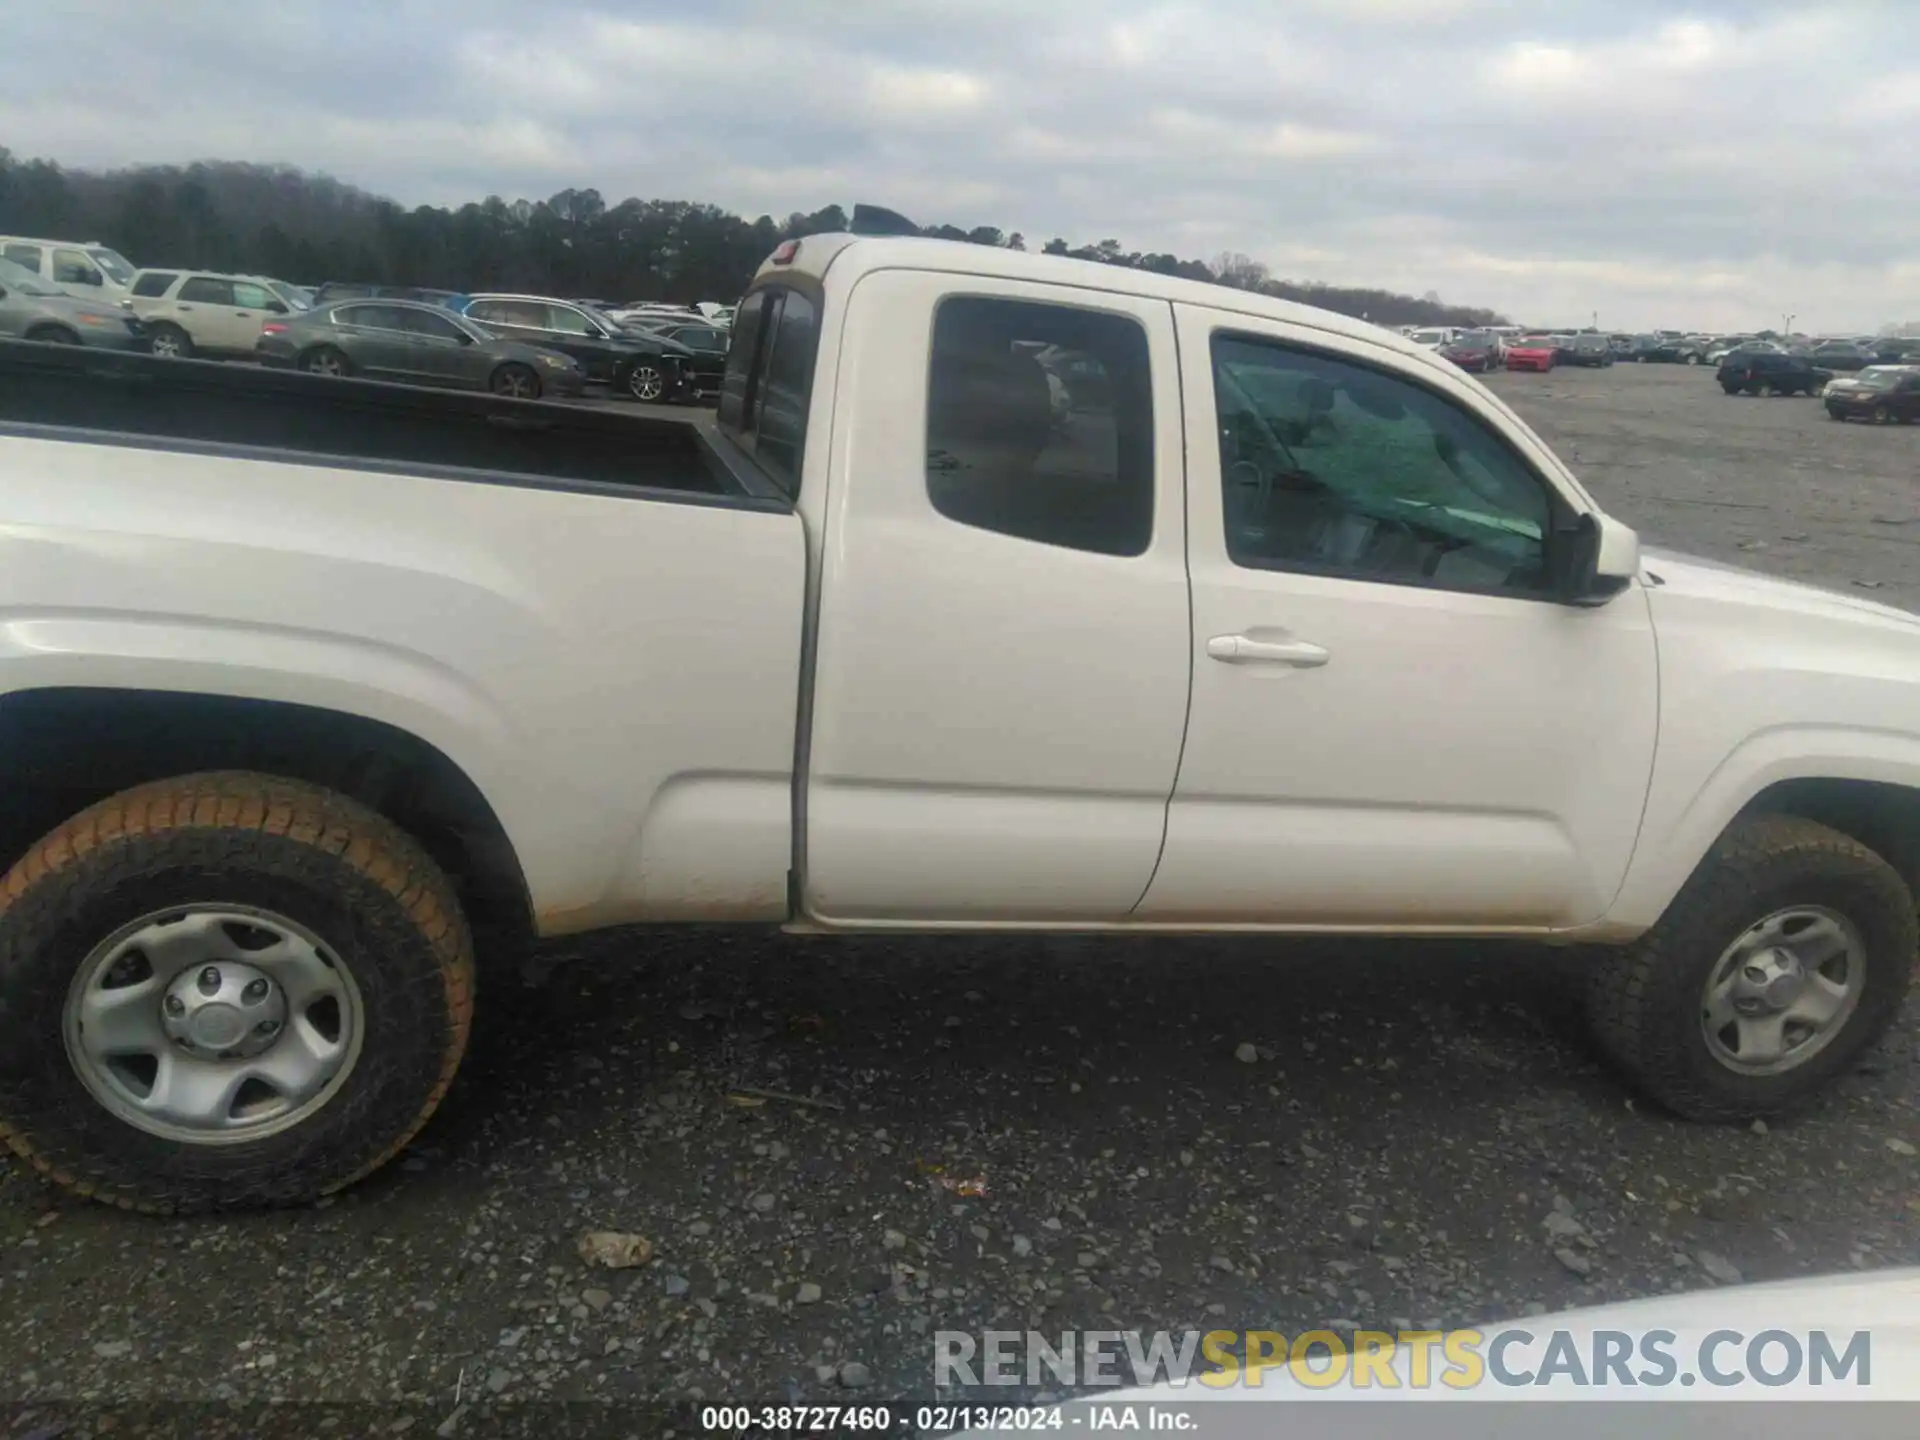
[1138,304,1659,928]
[802,272,1190,923]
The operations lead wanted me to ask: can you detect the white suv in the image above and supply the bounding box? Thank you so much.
[0,236,138,306]
[126,270,298,359]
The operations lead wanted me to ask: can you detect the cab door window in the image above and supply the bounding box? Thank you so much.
[1212,335,1554,594]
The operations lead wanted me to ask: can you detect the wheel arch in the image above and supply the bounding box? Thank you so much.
[1607,748,1920,935]
[0,687,533,947]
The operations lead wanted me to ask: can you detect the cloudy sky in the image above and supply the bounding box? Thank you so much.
[3,0,1916,330]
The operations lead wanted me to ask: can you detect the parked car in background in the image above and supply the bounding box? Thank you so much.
[0,256,150,350]
[308,283,471,311]
[1717,350,1830,396]
[1824,366,1920,423]
[461,293,704,402]
[0,235,139,306]
[1438,332,1499,373]
[1406,326,1458,351]
[1568,334,1615,367]
[1808,340,1874,372]
[127,270,298,359]
[255,297,585,398]
[1871,336,1920,363]
[1706,336,1776,364]
[1623,334,1682,363]
[1505,335,1557,372]
[621,317,729,399]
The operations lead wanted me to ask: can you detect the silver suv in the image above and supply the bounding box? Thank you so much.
[0,257,150,350]
[127,269,298,359]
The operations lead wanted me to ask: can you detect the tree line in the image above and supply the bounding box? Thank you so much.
[0,149,1508,329]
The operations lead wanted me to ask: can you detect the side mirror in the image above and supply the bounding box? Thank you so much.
[265,300,289,315]
[1552,511,1639,606]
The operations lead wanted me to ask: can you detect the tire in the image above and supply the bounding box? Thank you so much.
[1872,404,1892,425]
[1685,353,1701,365]
[490,362,541,400]
[1827,408,1845,422]
[626,362,667,402]
[1721,384,1741,396]
[1584,815,1915,1122]
[0,772,474,1213]
[1637,355,1647,364]
[24,325,79,346]
[301,345,352,378]
[1757,380,1776,397]
[147,323,193,360]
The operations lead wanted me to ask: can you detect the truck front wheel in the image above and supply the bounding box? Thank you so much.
[0,772,473,1213]
[1585,815,1915,1120]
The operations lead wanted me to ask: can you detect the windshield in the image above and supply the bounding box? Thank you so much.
[86,248,135,285]
[0,256,62,296]
[1855,367,1906,387]
[577,302,625,335]
[264,279,311,311]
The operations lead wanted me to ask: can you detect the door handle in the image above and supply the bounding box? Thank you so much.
[1206,634,1330,667]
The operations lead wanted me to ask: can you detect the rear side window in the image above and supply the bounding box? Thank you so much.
[132,272,178,298]
[924,297,1153,558]
[717,285,820,498]
[3,244,41,270]
[335,303,406,331]
[401,308,466,341]
[178,277,236,305]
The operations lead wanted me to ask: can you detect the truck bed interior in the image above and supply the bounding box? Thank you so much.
[0,341,784,508]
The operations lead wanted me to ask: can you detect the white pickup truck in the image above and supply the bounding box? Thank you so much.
[1,232,1917,1215]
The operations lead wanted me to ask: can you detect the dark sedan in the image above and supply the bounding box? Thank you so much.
[255,298,586,398]
[1808,341,1876,372]
[616,318,729,399]
[460,294,706,403]
[1438,333,1499,373]
[1825,366,1920,423]
[1567,334,1614,367]
[1716,350,1830,397]
[1625,334,1687,363]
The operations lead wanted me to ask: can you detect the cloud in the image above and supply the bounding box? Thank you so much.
[0,0,1915,329]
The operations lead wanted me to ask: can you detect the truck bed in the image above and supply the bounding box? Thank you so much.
[0,340,784,509]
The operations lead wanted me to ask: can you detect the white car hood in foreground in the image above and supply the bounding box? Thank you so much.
[949,1269,1920,1437]
[1640,546,1920,633]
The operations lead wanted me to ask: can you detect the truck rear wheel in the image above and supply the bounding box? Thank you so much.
[0,772,473,1213]
[1585,815,1915,1121]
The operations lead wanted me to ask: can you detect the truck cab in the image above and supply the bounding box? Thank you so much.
[1,232,1918,1214]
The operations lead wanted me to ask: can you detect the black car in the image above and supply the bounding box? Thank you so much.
[620,319,730,398]
[1567,334,1614,367]
[1624,334,1685,363]
[1824,366,1920,423]
[1808,340,1875,372]
[460,294,707,402]
[1871,336,1920,363]
[1717,350,1831,397]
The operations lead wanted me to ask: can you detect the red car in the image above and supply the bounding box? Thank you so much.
[1439,336,1499,373]
[1505,336,1557,372]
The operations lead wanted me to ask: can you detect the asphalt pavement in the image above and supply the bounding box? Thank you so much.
[3,363,1918,1430]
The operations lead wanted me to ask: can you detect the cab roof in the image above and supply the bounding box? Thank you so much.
[753,232,1433,361]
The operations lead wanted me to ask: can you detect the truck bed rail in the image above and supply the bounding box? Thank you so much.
[0,340,787,510]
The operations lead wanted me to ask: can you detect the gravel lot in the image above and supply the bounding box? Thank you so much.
[4,363,1919,1429]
